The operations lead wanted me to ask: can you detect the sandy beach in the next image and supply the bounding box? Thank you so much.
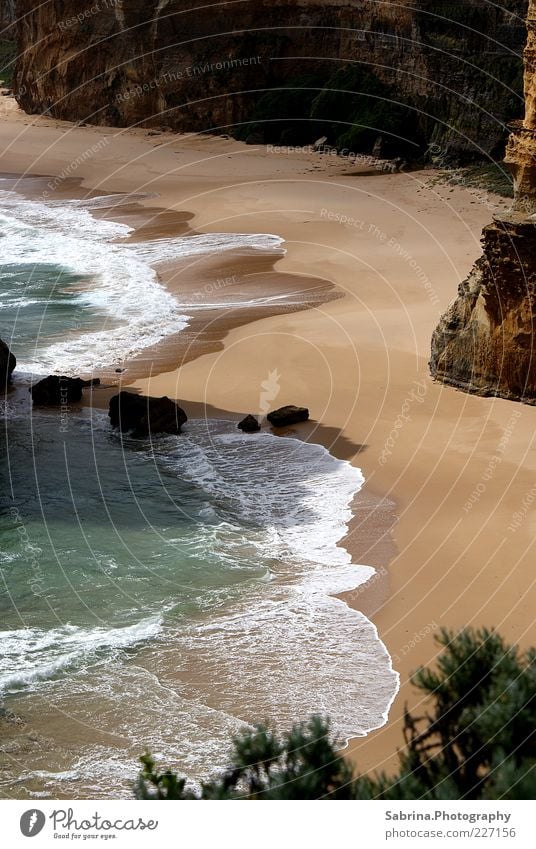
[1,92,535,779]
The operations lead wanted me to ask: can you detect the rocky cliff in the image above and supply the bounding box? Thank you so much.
[431,0,536,404]
[0,0,15,82]
[13,0,528,162]
[0,0,14,27]
[505,0,536,212]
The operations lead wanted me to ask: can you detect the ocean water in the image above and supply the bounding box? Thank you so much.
[0,186,285,374]
[0,186,398,798]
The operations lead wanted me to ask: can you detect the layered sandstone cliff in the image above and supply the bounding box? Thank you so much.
[13,0,528,162]
[505,0,536,212]
[430,1,536,403]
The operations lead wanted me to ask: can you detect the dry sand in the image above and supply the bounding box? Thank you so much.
[1,94,534,778]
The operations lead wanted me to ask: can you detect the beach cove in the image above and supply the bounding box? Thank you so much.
[0,94,535,792]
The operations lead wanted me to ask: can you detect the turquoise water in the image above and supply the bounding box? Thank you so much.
[0,262,106,361]
[0,411,267,638]
[0,185,398,799]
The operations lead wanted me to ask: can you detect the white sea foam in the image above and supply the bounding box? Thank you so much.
[0,616,162,694]
[0,413,398,796]
[154,423,367,566]
[0,190,286,375]
[141,421,398,745]
[51,192,160,210]
[130,232,285,265]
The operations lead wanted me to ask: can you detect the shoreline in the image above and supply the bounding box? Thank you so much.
[2,168,400,780]
[1,98,535,779]
[0,400,397,799]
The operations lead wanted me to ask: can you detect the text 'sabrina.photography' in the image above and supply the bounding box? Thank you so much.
[0,1,534,846]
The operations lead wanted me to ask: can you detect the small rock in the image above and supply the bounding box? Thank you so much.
[267,405,309,427]
[245,131,264,145]
[238,414,261,433]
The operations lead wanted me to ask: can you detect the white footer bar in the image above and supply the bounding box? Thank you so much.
[1,800,532,849]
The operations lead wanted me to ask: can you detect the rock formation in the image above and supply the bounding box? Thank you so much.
[431,1,536,404]
[238,415,261,433]
[267,406,309,427]
[0,0,15,60]
[0,1,14,29]
[30,375,100,405]
[13,1,528,163]
[0,338,16,391]
[506,0,536,214]
[109,391,188,438]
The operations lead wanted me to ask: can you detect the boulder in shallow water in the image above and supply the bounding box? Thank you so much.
[30,375,100,405]
[267,405,309,427]
[0,338,16,390]
[109,391,187,438]
[238,414,261,433]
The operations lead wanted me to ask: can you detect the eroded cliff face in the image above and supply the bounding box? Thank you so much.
[431,1,536,403]
[0,1,14,27]
[430,221,536,401]
[505,0,536,212]
[13,0,528,162]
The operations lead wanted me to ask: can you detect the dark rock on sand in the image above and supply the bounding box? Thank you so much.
[30,375,100,405]
[267,405,309,427]
[0,338,16,390]
[109,391,187,438]
[238,414,261,433]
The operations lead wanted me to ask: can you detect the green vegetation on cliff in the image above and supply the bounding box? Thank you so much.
[238,65,422,157]
[0,38,15,86]
[310,66,419,157]
[237,44,523,163]
[237,72,326,146]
